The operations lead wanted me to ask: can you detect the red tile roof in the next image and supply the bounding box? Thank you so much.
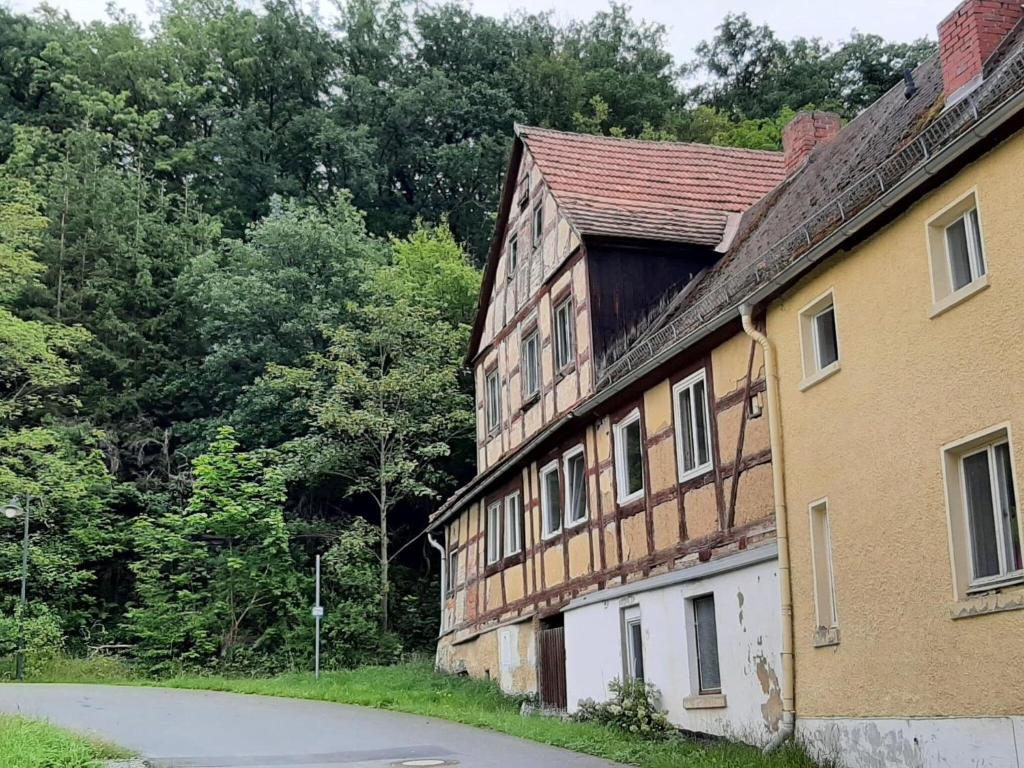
[516,126,787,246]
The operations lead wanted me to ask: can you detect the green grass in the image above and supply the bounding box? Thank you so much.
[25,658,817,768]
[0,715,131,768]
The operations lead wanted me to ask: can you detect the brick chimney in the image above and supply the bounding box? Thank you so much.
[939,0,1024,102]
[782,111,842,176]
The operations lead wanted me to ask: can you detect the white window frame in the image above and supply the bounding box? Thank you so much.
[504,491,523,557]
[553,297,576,372]
[926,188,989,318]
[521,328,540,401]
[673,369,714,482]
[622,606,644,682]
[486,501,502,565]
[532,200,544,249]
[485,368,501,435]
[808,498,839,631]
[563,445,588,527]
[507,234,518,279]
[689,593,721,695]
[798,289,841,391]
[613,408,645,505]
[540,459,562,539]
[941,424,1024,601]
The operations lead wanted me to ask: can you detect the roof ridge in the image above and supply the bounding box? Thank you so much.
[515,123,785,157]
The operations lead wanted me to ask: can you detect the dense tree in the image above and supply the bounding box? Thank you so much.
[0,0,937,673]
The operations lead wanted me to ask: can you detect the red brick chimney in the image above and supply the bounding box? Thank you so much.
[939,0,1024,102]
[782,111,842,176]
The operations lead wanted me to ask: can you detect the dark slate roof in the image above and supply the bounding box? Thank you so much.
[517,126,786,246]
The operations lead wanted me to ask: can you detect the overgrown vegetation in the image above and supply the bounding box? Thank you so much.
[0,0,934,675]
[0,715,130,768]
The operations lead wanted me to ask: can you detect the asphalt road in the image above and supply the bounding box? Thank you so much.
[0,684,625,768]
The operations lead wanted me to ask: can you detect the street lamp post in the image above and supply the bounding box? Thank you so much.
[3,497,30,682]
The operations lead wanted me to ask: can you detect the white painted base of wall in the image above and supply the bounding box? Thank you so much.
[798,715,1024,768]
[562,548,782,746]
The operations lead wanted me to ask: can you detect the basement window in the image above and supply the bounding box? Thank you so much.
[540,460,562,538]
[485,368,501,435]
[622,606,645,682]
[486,501,502,565]
[614,409,645,505]
[564,445,588,526]
[927,190,990,317]
[943,426,1023,599]
[799,289,841,390]
[673,370,713,482]
[504,491,523,556]
[691,594,721,694]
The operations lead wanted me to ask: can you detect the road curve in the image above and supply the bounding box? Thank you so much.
[0,684,626,768]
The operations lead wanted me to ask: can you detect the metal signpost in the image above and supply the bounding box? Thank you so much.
[312,554,323,680]
[3,497,31,682]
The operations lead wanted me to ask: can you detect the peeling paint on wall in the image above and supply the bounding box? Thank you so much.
[754,654,782,732]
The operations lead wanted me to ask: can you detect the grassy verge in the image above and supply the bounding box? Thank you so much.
[0,714,130,768]
[25,657,816,768]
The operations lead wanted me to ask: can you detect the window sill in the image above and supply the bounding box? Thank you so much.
[617,490,645,507]
[929,274,989,319]
[555,364,576,381]
[678,462,714,485]
[949,580,1024,620]
[799,361,841,392]
[683,693,727,710]
[812,626,840,648]
[566,515,588,530]
[542,528,562,542]
[520,393,540,412]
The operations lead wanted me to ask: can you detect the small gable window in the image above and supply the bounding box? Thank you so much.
[485,369,501,435]
[554,298,576,372]
[532,201,544,249]
[522,329,540,400]
[518,176,530,210]
[507,235,518,278]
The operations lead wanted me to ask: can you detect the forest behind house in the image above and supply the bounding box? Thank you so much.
[0,0,934,675]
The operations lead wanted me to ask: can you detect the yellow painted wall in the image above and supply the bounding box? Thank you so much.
[769,131,1024,718]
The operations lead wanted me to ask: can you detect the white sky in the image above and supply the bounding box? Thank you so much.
[8,0,940,63]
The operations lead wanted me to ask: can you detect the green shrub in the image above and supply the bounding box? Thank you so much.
[575,677,674,738]
[0,604,65,679]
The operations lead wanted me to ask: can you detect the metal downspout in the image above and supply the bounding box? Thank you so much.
[426,533,446,623]
[740,303,796,752]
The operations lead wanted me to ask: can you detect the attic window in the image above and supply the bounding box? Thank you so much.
[507,235,518,278]
[518,177,530,210]
[532,201,544,249]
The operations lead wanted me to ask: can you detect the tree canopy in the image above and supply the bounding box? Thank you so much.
[0,0,935,674]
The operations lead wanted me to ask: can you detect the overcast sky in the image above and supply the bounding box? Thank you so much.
[8,0,941,63]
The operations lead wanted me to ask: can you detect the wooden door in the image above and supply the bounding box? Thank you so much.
[538,625,567,709]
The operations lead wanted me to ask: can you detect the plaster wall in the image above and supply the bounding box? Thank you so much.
[563,554,782,746]
[768,130,1024,732]
[797,716,1024,768]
